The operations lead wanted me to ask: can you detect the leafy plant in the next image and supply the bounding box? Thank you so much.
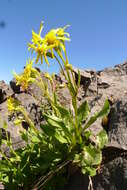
[0,22,110,190]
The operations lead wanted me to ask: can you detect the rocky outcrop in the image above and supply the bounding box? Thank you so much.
[63,62,127,190]
[0,62,127,190]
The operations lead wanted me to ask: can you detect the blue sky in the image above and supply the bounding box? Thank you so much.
[1,0,127,83]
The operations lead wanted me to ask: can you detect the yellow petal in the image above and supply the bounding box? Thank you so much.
[39,21,44,36]
[44,54,49,66]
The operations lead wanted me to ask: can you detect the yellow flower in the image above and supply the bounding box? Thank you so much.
[13,59,38,90]
[45,26,70,52]
[35,43,50,65]
[28,39,50,65]
[7,97,20,112]
[31,31,43,45]
[45,30,59,46]
[28,22,50,64]
[28,22,70,65]
[31,21,44,45]
[45,25,70,44]
[57,25,70,36]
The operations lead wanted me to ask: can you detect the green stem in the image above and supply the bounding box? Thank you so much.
[32,159,71,190]
[57,50,74,91]
[64,47,78,93]
[73,96,82,144]
[54,55,68,81]
[0,150,12,166]
[57,50,82,144]
[5,130,20,159]
[35,75,59,116]
[20,107,38,134]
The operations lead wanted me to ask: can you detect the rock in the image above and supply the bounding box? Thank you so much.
[62,168,89,190]
[93,155,127,190]
[10,78,21,93]
[14,92,44,128]
[61,62,127,189]
[0,61,127,189]
[108,95,127,150]
[0,80,13,103]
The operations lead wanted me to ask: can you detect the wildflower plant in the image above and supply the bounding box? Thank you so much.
[0,22,110,190]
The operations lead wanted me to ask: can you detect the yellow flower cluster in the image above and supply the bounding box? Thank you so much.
[7,97,20,113]
[13,59,38,90]
[28,22,70,65]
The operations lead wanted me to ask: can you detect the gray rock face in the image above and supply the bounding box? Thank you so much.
[0,80,13,103]
[108,96,127,150]
[0,62,127,189]
[93,149,127,190]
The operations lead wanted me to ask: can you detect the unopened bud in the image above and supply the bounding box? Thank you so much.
[65,64,73,71]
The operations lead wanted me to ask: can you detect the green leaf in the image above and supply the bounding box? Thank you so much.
[82,145,102,166]
[40,124,55,136]
[84,166,96,176]
[55,133,68,144]
[44,114,71,138]
[31,135,40,143]
[81,166,96,176]
[68,80,77,97]
[81,167,86,175]
[84,99,110,130]
[97,99,110,117]
[56,104,71,121]
[77,100,90,125]
[20,131,28,143]
[96,130,108,149]
[83,131,92,140]
[44,114,64,128]
[2,175,9,183]
[0,162,11,172]
[73,154,80,163]
[43,114,72,144]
